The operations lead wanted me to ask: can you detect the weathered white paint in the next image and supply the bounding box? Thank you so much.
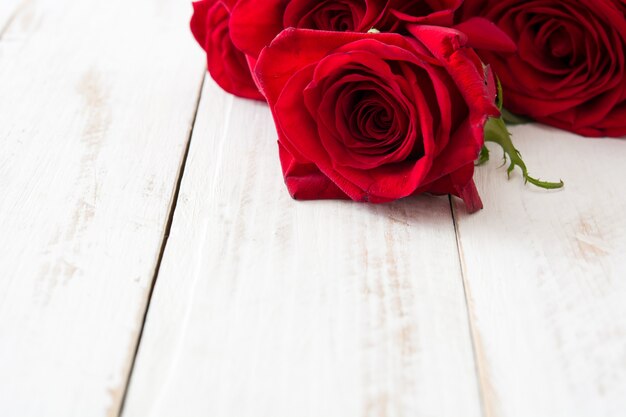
[453,125,626,417]
[121,79,483,417]
[0,0,204,415]
[4,0,626,414]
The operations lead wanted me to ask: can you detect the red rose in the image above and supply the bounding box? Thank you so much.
[229,0,515,59]
[190,0,264,100]
[461,0,626,137]
[229,0,386,58]
[255,28,499,212]
[383,0,516,52]
[377,0,461,31]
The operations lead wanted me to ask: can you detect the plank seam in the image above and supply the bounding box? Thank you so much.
[115,72,207,417]
[449,196,491,417]
[0,0,26,40]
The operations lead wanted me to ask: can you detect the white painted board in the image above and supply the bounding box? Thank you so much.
[454,125,626,417]
[122,79,483,417]
[0,0,204,415]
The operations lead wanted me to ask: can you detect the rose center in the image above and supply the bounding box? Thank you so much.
[548,28,572,57]
[348,90,404,148]
[284,0,365,32]
[316,7,355,31]
[394,1,435,17]
[528,12,588,67]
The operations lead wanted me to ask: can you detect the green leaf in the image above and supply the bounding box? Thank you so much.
[501,108,532,125]
[476,145,490,166]
[484,117,564,190]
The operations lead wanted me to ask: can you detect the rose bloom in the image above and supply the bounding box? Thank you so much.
[190,0,514,100]
[229,0,515,58]
[461,0,626,137]
[255,27,499,212]
[378,0,463,31]
[229,0,386,58]
[190,0,264,100]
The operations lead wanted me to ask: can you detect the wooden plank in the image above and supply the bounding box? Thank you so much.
[122,79,483,417]
[0,0,204,415]
[453,125,626,417]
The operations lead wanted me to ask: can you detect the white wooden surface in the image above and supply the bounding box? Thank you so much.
[121,80,482,417]
[0,0,204,415]
[1,0,626,416]
[453,126,626,417]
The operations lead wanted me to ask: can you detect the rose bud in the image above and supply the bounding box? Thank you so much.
[190,0,264,100]
[460,0,626,137]
[255,28,500,212]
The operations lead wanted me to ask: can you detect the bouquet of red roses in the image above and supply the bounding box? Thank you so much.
[190,0,626,212]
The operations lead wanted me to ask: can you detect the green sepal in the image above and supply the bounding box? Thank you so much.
[484,117,564,190]
[482,77,564,190]
[476,145,490,166]
[501,108,532,125]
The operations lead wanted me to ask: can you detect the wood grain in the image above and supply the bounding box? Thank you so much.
[453,124,626,417]
[0,0,204,415]
[121,79,483,417]
[5,0,625,413]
